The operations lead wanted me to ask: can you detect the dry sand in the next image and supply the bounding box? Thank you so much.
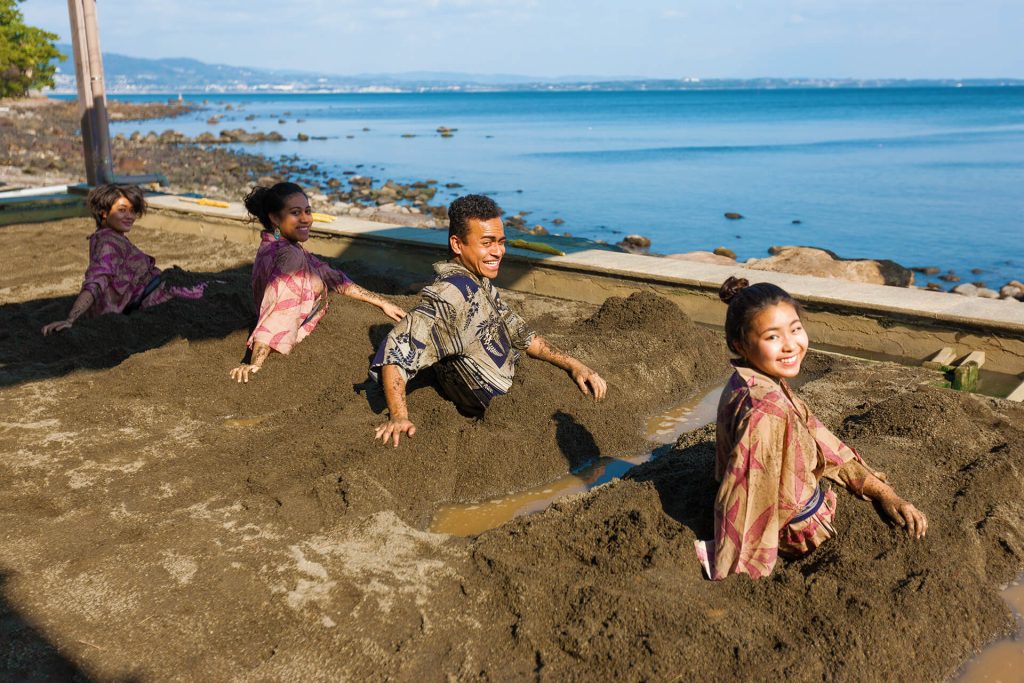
[1,218,1022,681]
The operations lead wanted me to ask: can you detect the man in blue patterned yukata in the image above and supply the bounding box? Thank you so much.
[371,194,607,447]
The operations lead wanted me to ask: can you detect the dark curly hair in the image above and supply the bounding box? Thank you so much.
[243,182,306,232]
[447,194,502,255]
[86,184,146,228]
[719,276,803,355]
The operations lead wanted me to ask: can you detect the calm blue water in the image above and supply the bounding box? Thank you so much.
[107,89,1024,286]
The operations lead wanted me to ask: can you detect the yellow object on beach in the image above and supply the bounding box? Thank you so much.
[507,239,565,256]
[180,197,230,208]
[311,212,336,223]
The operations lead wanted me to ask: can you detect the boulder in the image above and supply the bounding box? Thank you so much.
[666,251,737,266]
[617,235,652,254]
[1000,285,1023,299]
[952,283,978,297]
[744,246,915,287]
[911,266,940,275]
[713,246,737,260]
[724,212,743,220]
[938,273,960,282]
[977,288,1000,299]
[297,133,309,142]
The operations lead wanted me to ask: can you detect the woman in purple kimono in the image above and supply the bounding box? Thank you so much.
[41,184,206,336]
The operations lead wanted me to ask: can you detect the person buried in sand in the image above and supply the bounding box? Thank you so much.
[695,276,927,580]
[41,184,207,336]
[230,182,406,383]
[370,194,607,447]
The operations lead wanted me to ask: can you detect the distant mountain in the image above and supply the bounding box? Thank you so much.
[50,45,1024,94]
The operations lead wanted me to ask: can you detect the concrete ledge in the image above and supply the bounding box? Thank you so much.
[134,195,1023,376]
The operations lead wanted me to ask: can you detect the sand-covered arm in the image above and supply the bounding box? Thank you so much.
[525,335,607,400]
[41,289,96,335]
[807,405,927,539]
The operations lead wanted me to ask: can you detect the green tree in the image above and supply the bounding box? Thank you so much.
[0,0,65,97]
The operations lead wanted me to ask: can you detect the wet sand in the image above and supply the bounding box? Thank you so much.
[2,218,1023,681]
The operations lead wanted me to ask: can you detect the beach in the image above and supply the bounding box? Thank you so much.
[1,215,1023,681]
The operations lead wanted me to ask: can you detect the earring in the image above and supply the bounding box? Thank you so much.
[273,226,281,240]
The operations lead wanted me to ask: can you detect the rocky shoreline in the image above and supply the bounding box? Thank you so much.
[1,97,1021,301]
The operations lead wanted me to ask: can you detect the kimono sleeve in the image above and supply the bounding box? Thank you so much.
[493,287,535,351]
[808,413,873,499]
[708,404,788,580]
[307,252,353,293]
[80,233,123,302]
[249,249,308,354]
[370,283,458,381]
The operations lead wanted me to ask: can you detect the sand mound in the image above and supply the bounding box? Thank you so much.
[462,357,1024,681]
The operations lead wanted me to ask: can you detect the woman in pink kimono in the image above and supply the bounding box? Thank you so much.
[695,277,927,580]
[40,184,206,336]
[229,182,405,383]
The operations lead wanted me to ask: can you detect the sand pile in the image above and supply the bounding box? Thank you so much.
[2,219,1022,681]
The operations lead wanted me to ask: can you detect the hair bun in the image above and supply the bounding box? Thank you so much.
[719,276,750,304]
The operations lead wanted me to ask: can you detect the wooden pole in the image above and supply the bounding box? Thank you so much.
[66,0,113,185]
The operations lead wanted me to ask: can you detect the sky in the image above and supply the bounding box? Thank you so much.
[21,0,1024,80]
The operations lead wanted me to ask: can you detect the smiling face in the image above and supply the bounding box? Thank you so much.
[271,192,313,242]
[102,196,139,234]
[738,302,808,380]
[450,216,505,279]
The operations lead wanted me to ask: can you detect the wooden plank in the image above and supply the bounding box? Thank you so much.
[1006,380,1024,402]
[922,347,956,370]
[959,350,986,369]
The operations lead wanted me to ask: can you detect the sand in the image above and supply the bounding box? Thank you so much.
[1,218,1022,682]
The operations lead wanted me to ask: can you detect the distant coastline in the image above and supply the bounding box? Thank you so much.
[47,44,1024,95]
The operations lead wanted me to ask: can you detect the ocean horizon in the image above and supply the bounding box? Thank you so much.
[98,87,1024,287]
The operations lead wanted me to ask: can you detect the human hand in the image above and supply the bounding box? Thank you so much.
[380,302,407,322]
[571,364,607,400]
[41,320,73,336]
[229,364,261,383]
[879,494,928,540]
[374,416,416,447]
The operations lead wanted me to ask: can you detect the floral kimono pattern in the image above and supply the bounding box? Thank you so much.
[371,261,535,409]
[695,361,875,580]
[80,228,205,315]
[247,232,353,354]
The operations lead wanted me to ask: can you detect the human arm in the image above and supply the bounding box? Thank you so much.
[229,342,272,383]
[807,410,927,539]
[861,474,928,539]
[525,334,607,400]
[41,290,96,335]
[343,283,406,322]
[374,364,416,447]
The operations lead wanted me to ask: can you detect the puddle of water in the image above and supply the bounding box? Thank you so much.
[222,415,271,428]
[429,383,725,536]
[953,578,1024,683]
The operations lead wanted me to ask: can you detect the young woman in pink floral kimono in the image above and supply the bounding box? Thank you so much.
[229,182,405,383]
[695,277,927,580]
[41,184,206,336]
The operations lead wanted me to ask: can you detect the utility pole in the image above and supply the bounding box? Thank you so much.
[67,0,114,186]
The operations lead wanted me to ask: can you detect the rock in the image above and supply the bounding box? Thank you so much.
[713,246,737,260]
[666,251,737,266]
[938,272,960,282]
[952,283,978,296]
[724,212,743,220]
[617,235,652,254]
[445,182,463,189]
[925,282,945,291]
[327,178,342,188]
[1001,285,1023,299]
[265,132,284,141]
[258,176,277,186]
[977,288,999,299]
[552,218,565,225]
[529,225,549,236]
[244,114,255,121]
[194,132,216,144]
[206,116,221,125]
[911,266,940,275]
[744,246,915,287]
[297,133,309,142]
[401,133,416,138]
[971,268,984,275]
[791,219,802,224]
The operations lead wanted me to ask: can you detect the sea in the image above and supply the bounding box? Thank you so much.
[104,88,1024,287]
